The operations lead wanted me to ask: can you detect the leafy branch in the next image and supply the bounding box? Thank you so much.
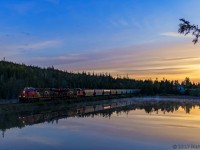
[178,18,200,44]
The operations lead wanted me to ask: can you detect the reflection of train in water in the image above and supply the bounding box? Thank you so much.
[19,87,141,102]
[18,100,134,125]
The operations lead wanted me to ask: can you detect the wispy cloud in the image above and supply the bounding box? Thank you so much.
[160,32,193,38]
[117,67,195,75]
[163,57,199,61]
[28,54,86,66]
[23,40,62,50]
[13,39,62,52]
[109,18,130,28]
[0,39,63,58]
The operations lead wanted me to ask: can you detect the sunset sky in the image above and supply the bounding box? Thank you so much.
[1,0,200,82]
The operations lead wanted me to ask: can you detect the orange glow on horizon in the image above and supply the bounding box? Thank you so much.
[57,41,200,83]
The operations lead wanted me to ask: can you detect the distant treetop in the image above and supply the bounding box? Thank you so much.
[178,18,200,44]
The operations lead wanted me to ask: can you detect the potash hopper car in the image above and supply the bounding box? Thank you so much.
[19,87,141,102]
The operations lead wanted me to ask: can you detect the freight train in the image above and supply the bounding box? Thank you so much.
[19,87,141,102]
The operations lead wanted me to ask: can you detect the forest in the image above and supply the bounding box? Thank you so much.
[0,60,199,99]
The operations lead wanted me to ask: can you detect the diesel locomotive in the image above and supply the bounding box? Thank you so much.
[19,87,140,102]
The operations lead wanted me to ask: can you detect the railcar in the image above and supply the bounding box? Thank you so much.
[103,89,111,95]
[110,89,117,95]
[116,89,122,95]
[95,89,104,96]
[84,89,95,96]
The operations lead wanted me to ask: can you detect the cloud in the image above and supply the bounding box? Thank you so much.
[23,54,87,67]
[25,40,62,50]
[163,57,199,61]
[0,39,63,58]
[109,18,130,28]
[160,32,193,38]
[117,67,195,75]
[15,39,62,51]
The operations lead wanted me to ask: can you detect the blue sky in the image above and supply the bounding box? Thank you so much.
[1,0,200,81]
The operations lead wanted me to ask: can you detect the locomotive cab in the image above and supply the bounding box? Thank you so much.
[19,87,39,102]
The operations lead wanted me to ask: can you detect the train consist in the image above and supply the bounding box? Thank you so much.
[19,87,140,102]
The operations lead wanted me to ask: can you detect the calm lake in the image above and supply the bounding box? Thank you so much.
[1,97,200,150]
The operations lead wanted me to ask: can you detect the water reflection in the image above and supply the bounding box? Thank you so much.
[1,98,200,137]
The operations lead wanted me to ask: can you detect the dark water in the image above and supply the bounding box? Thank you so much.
[1,97,200,150]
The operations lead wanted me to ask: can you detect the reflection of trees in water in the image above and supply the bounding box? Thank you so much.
[1,99,200,137]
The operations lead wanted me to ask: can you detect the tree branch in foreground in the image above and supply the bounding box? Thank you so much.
[178,18,200,44]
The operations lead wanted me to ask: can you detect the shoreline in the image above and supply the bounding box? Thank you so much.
[1,94,200,105]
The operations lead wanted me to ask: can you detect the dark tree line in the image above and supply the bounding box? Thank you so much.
[0,60,199,99]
